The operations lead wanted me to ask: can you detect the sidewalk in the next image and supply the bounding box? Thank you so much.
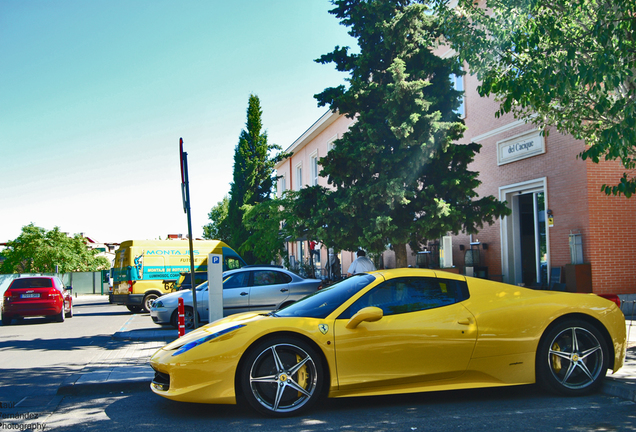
[57,313,636,402]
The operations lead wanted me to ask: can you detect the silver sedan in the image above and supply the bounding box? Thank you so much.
[150,266,322,328]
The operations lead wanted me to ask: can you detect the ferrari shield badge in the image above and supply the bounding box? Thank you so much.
[318,324,329,335]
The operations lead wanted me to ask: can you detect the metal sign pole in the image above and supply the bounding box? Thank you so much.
[180,137,199,329]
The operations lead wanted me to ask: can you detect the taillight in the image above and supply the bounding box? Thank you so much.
[598,294,621,308]
[3,290,12,302]
[127,281,134,293]
[48,288,61,299]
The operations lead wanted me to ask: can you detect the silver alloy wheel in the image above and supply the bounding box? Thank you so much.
[143,294,158,313]
[248,343,318,414]
[547,326,604,390]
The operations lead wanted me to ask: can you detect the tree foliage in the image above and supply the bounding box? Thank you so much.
[306,0,509,266]
[1,224,111,274]
[436,0,636,196]
[202,195,230,243]
[241,199,288,264]
[210,94,288,264]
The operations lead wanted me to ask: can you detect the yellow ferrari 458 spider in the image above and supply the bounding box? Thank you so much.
[150,268,626,417]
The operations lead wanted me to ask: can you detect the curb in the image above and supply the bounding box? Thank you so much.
[112,330,178,342]
[601,378,636,402]
[57,368,155,396]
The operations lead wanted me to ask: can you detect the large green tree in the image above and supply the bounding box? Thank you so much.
[202,195,230,243]
[309,0,509,267]
[436,0,636,196]
[218,94,287,264]
[1,224,111,273]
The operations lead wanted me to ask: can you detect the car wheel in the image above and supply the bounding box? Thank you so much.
[54,306,65,323]
[169,308,195,329]
[126,305,142,313]
[240,337,324,417]
[536,319,608,396]
[143,294,159,313]
[2,314,12,326]
[65,301,73,318]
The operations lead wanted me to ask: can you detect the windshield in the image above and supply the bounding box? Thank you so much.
[274,274,376,319]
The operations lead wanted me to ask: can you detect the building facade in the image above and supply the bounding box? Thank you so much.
[276,65,636,298]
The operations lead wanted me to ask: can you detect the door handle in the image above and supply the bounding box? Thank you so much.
[280,288,289,292]
[457,317,473,325]
[240,292,249,296]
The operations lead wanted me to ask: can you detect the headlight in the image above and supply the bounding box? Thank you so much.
[154,301,164,308]
[172,324,245,357]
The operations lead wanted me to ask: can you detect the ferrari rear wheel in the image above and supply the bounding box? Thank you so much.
[240,337,323,417]
[537,319,608,396]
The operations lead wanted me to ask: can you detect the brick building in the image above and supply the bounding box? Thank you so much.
[276,58,636,298]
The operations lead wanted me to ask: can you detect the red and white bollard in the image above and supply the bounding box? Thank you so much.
[178,297,185,338]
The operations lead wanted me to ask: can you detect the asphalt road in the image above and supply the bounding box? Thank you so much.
[41,381,636,431]
[0,297,132,411]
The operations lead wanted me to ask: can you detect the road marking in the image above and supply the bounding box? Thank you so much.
[14,396,27,407]
[118,316,135,332]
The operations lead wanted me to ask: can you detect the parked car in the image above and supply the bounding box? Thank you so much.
[150,268,626,417]
[150,267,322,328]
[2,276,73,325]
[173,271,208,291]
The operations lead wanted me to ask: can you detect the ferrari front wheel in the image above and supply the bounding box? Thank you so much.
[240,337,323,417]
[536,319,608,396]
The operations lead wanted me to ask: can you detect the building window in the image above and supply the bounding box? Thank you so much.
[279,175,286,197]
[310,152,319,186]
[295,164,303,190]
[327,135,337,152]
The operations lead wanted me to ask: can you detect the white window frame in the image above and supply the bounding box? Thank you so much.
[310,151,319,186]
[279,175,287,197]
[327,135,338,152]
[295,163,303,191]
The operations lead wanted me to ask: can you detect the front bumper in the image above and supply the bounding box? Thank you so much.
[150,306,173,325]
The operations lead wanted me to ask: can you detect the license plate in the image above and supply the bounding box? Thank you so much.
[20,293,40,299]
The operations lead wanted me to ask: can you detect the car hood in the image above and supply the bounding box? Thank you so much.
[162,311,268,351]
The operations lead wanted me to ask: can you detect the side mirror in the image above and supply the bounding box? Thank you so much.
[66,286,73,292]
[345,306,383,329]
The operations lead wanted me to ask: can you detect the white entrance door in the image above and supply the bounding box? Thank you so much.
[500,178,549,287]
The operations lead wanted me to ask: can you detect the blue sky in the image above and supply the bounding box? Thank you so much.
[0,0,354,244]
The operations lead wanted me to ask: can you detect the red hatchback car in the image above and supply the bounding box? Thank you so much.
[2,276,73,325]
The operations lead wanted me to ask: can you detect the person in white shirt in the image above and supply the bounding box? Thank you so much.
[347,250,376,276]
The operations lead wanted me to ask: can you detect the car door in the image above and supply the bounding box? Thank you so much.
[221,271,251,315]
[195,286,209,319]
[248,270,291,311]
[333,276,477,391]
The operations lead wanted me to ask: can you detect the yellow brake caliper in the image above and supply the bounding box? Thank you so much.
[551,342,562,373]
[296,354,308,396]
